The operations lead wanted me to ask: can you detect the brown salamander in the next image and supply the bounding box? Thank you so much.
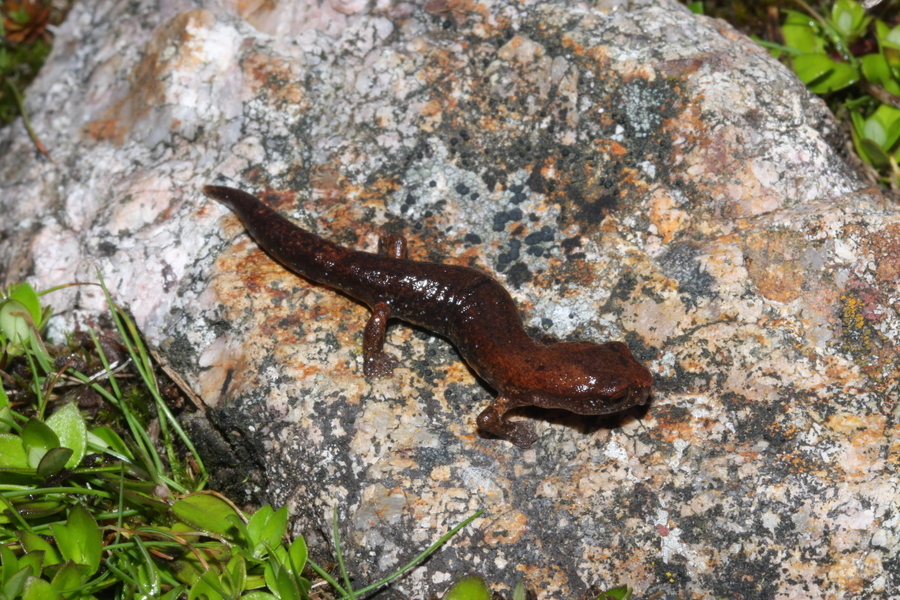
[203,185,652,447]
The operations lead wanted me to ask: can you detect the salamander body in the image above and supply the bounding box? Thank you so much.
[204,185,652,447]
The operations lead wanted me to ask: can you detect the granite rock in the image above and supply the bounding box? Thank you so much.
[0,0,898,598]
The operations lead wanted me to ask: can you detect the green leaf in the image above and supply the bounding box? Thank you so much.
[22,575,60,600]
[871,105,900,150]
[686,1,703,15]
[254,544,303,595]
[169,538,231,586]
[830,0,871,41]
[0,404,12,434]
[22,417,60,452]
[861,52,891,82]
[1,543,20,580]
[241,593,279,600]
[875,20,900,68]
[17,551,44,582]
[851,109,868,142]
[861,54,900,96]
[172,493,243,539]
[14,499,67,520]
[0,385,12,433]
[274,566,301,600]
[48,524,77,567]
[188,569,225,600]
[782,11,825,54]
[159,585,189,600]
[0,299,34,351]
[49,505,102,575]
[885,22,900,48]
[793,53,835,84]
[795,54,859,93]
[0,432,29,469]
[227,554,247,596]
[832,7,854,38]
[49,561,84,598]
[246,505,274,548]
[263,559,279,597]
[287,536,308,576]
[860,137,891,167]
[103,484,171,512]
[297,576,311,598]
[16,531,62,566]
[21,419,60,469]
[512,579,527,600]
[244,573,268,592]
[88,426,134,459]
[442,574,491,600]
[46,404,87,469]
[36,447,73,478]
[854,104,900,167]
[259,506,288,551]
[596,585,633,599]
[225,513,252,553]
[864,116,888,146]
[3,564,35,599]
[130,536,162,597]
[8,283,43,328]
[66,505,102,573]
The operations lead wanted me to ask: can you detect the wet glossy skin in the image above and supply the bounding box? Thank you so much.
[204,185,653,447]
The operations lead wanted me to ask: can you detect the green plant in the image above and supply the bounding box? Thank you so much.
[0,0,58,156]
[851,103,900,170]
[0,281,50,360]
[0,280,483,599]
[439,573,632,600]
[752,0,900,187]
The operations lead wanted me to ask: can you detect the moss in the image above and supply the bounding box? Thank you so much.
[0,37,50,124]
[0,0,75,127]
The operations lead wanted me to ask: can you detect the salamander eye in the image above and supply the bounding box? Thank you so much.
[601,377,628,396]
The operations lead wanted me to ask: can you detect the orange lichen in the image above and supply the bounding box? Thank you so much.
[840,292,878,358]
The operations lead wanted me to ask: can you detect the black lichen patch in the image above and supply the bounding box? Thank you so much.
[608,270,639,302]
[703,549,781,600]
[559,235,585,259]
[624,330,657,362]
[495,238,521,272]
[504,262,532,288]
[658,241,716,303]
[721,392,798,449]
[615,78,682,143]
[97,240,118,256]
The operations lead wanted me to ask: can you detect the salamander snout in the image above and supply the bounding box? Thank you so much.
[626,374,652,407]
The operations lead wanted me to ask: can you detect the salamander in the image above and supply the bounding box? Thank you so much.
[203,185,653,447]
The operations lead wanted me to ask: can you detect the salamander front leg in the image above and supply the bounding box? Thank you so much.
[363,301,398,377]
[476,396,537,448]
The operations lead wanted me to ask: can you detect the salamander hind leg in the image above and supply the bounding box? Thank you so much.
[378,234,408,259]
[476,395,537,448]
[363,301,399,377]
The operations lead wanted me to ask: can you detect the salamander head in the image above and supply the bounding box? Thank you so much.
[522,340,653,415]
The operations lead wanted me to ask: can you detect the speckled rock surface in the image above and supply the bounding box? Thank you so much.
[1,0,898,598]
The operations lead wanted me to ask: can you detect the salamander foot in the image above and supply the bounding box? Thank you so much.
[476,398,538,448]
[364,351,398,377]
